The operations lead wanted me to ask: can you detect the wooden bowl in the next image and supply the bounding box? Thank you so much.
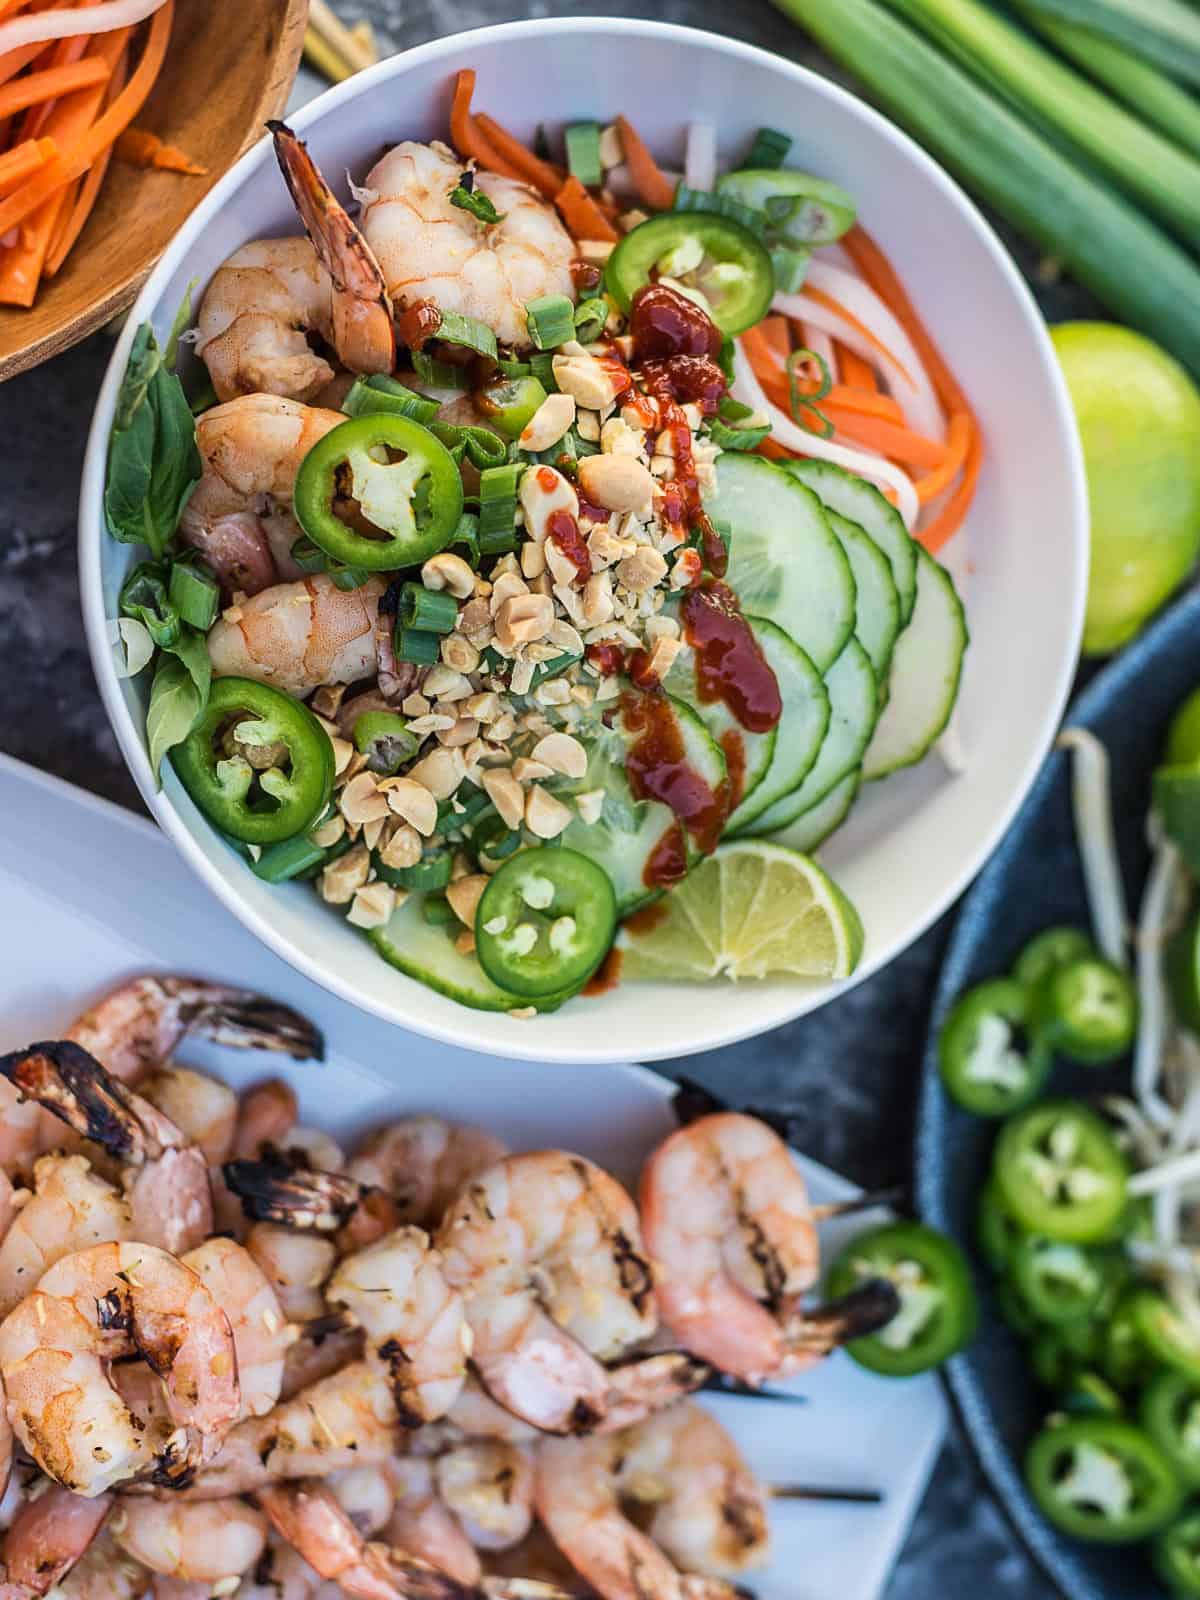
[0,0,309,381]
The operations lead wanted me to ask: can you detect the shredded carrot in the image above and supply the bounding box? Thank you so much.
[740,321,786,377]
[0,54,106,118]
[915,412,972,506]
[825,384,905,423]
[824,406,949,470]
[115,125,205,174]
[447,69,523,182]
[473,111,562,201]
[836,343,877,391]
[0,37,56,88]
[758,436,797,461]
[0,130,51,192]
[555,174,617,244]
[757,315,790,361]
[0,2,170,239]
[44,38,124,275]
[0,184,61,302]
[614,114,675,211]
[802,285,914,388]
[917,423,982,552]
[842,225,968,411]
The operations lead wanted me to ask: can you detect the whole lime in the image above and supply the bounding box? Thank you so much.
[1053,323,1200,655]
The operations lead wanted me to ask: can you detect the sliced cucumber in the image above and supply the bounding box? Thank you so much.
[705,453,856,673]
[662,627,777,818]
[825,509,901,684]
[555,692,726,916]
[745,637,878,834]
[783,459,918,626]
[862,544,968,781]
[725,617,829,835]
[766,769,861,855]
[369,896,576,1013]
[715,169,857,245]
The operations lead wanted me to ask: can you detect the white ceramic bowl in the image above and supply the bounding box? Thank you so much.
[80,18,1088,1065]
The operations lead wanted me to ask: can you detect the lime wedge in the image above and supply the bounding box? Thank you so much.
[618,841,864,983]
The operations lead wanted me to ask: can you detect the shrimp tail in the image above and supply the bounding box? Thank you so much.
[154,978,324,1061]
[223,1157,365,1231]
[597,1351,712,1433]
[783,1279,901,1355]
[0,1041,164,1163]
[2,1484,112,1593]
[269,121,395,377]
[481,1585,578,1600]
[368,1544,490,1600]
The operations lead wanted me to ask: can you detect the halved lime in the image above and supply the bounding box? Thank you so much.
[617,840,863,982]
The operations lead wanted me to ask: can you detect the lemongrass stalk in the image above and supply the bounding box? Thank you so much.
[1014,0,1200,90]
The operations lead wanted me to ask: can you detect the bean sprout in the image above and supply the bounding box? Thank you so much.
[1058,726,1129,969]
[683,122,716,192]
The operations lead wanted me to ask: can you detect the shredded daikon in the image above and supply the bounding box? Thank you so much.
[0,0,167,53]
[1058,726,1129,970]
[1133,836,1185,1128]
[683,122,716,192]
[1129,1148,1200,1198]
[801,322,839,386]
[804,259,945,439]
[732,342,920,529]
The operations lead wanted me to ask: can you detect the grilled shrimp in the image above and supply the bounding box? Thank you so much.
[0,1378,11,1504]
[279,1316,365,1400]
[329,1466,395,1538]
[0,1242,239,1496]
[232,1535,335,1600]
[0,1155,131,1320]
[110,1498,268,1587]
[196,121,394,405]
[246,1223,338,1322]
[433,1441,535,1554]
[139,1066,238,1166]
[640,1113,899,1384]
[181,396,344,596]
[183,1238,292,1420]
[385,1459,480,1587]
[224,1154,401,1256]
[46,1527,148,1600]
[536,1403,768,1600]
[324,1229,469,1426]
[181,1360,401,1500]
[361,141,574,350]
[347,1119,508,1230]
[0,1482,111,1596]
[234,1078,301,1158]
[436,1153,691,1434]
[206,571,387,698]
[0,1043,212,1256]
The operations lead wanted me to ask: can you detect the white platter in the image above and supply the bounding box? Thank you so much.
[0,752,946,1600]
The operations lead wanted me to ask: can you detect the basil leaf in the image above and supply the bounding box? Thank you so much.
[165,624,212,705]
[145,652,202,788]
[449,184,504,225]
[105,322,202,559]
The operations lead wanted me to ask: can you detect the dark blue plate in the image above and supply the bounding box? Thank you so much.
[915,587,1200,1599]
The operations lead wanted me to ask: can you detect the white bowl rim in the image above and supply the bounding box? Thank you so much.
[78,14,1089,1064]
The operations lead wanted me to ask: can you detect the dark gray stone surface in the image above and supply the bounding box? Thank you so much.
[0,3,1104,1593]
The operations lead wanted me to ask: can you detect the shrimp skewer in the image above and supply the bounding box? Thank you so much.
[347,1119,508,1232]
[109,1498,269,1587]
[536,1403,769,1600]
[639,1113,899,1384]
[0,1241,240,1496]
[270,122,395,379]
[436,1152,705,1435]
[0,1042,213,1256]
[0,1155,131,1321]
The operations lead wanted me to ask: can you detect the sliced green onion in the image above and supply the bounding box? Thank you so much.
[440,783,494,832]
[449,511,480,565]
[708,416,771,451]
[437,309,499,361]
[353,711,419,776]
[478,462,523,543]
[770,243,812,293]
[717,338,736,383]
[290,536,367,591]
[189,377,218,417]
[344,374,441,424]
[497,358,532,378]
[374,849,454,890]
[422,892,457,926]
[429,420,508,469]
[479,527,519,557]
[449,183,505,225]
[120,562,180,650]
[411,351,470,389]
[565,121,603,187]
[251,833,347,884]
[573,296,609,342]
[169,559,220,632]
[329,567,371,592]
[526,294,577,351]
[786,346,834,437]
[529,351,559,391]
[528,648,581,689]
[395,626,442,666]
[570,428,601,458]
[673,183,766,234]
[718,396,756,422]
[744,126,793,168]
[398,583,459,634]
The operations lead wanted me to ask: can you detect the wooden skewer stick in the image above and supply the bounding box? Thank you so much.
[771,1484,885,1505]
[809,1185,907,1222]
[308,0,378,76]
[702,1374,809,1403]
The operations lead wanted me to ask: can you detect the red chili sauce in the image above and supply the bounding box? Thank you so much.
[627,284,729,577]
[680,581,783,734]
[546,508,592,582]
[571,260,603,294]
[395,298,442,351]
[621,687,729,885]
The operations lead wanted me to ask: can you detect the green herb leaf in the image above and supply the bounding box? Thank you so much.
[165,624,212,705]
[145,652,203,787]
[164,280,197,372]
[105,322,203,559]
[449,183,504,225]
